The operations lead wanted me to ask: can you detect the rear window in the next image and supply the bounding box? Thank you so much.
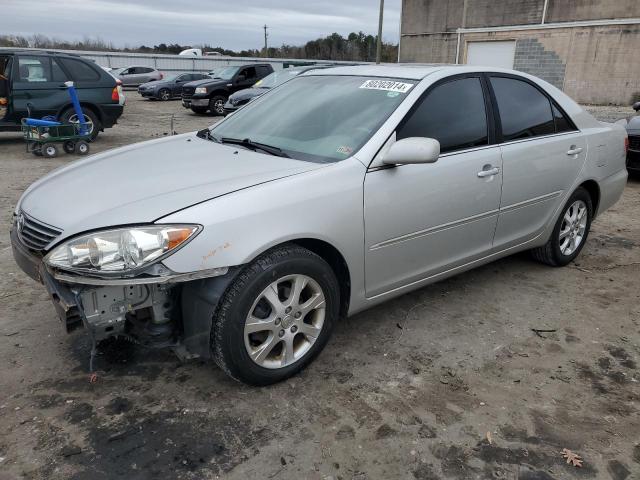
[58,57,101,81]
[16,56,53,82]
[490,77,555,141]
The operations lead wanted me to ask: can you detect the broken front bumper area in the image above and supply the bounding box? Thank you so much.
[11,226,236,361]
[11,227,178,344]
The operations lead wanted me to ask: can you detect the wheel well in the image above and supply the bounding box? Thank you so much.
[290,238,351,319]
[209,90,229,99]
[579,180,601,217]
[59,103,102,123]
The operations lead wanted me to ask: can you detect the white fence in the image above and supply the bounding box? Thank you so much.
[0,47,363,74]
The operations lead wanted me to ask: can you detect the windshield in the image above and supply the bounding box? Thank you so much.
[210,76,415,163]
[211,66,239,80]
[254,69,302,89]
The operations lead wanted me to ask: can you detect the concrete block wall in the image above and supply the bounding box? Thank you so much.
[513,38,566,90]
[461,26,640,104]
[465,0,544,28]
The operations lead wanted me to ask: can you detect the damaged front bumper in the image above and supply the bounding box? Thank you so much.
[10,227,230,355]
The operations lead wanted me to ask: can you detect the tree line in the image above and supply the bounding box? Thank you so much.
[0,33,398,62]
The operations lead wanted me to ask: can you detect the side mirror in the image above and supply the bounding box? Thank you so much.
[633,101,640,112]
[382,137,440,165]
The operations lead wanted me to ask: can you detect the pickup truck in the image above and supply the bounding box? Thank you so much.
[181,63,273,115]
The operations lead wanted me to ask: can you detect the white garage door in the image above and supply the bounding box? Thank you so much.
[466,41,516,69]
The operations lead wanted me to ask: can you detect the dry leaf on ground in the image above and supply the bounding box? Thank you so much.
[561,448,583,467]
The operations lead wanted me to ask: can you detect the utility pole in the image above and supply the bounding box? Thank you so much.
[376,0,384,64]
[263,24,268,57]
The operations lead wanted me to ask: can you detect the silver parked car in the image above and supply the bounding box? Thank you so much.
[112,65,163,86]
[11,65,628,385]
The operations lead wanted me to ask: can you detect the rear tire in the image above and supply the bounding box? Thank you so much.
[60,107,101,141]
[212,245,340,386]
[531,187,592,267]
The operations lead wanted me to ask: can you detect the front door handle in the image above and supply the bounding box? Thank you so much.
[477,166,500,178]
[567,146,583,156]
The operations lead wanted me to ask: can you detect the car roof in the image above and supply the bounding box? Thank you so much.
[306,64,534,80]
[0,48,83,58]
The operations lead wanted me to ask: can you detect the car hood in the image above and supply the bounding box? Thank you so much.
[184,78,227,89]
[18,133,325,241]
[139,80,169,89]
[230,88,268,102]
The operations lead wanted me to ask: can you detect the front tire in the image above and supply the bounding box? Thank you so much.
[531,187,593,266]
[158,88,171,101]
[209,95,227,116]
[212,245,340,386]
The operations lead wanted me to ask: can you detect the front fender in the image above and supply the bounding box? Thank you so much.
[158,158,367,309]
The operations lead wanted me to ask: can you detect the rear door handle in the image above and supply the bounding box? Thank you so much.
[567,146,583,156]
[477,166,500,178]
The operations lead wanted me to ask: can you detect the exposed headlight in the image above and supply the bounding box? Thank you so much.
[195,87,208,94]
[45,225,200,274]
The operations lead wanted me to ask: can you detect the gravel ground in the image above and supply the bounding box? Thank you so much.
[0,96,639,480]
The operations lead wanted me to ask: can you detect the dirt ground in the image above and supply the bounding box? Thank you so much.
[0,94,639,480]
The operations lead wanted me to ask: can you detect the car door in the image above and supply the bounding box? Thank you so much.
[488,75,587,249]
[363,75,503,297]
[119,68,135,86]
[231,66,258,93]
[10,55,68,119]
[173,74,191,95]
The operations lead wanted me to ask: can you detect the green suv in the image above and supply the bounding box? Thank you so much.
[0,49,124,140]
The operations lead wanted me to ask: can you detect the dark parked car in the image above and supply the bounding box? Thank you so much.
[0,49,123,140]
[181,64,273,115]
[223,65,332,115]
[623,101,640,174]
[138,72,211,100]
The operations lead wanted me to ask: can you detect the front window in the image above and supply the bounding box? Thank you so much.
[211,66,240,80]
[209,76,415,163]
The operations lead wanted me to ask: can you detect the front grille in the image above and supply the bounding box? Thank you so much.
[182,87,194,100]
[629,135,640,152]
[17,211,62,252]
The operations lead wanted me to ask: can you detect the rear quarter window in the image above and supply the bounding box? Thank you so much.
[58,57,101,81]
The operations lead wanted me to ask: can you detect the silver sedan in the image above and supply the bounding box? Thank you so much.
[11,65,628,385]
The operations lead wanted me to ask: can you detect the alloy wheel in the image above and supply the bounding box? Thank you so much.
[559,200,588,256]
[67,114,94,134]
[244,274,326,369]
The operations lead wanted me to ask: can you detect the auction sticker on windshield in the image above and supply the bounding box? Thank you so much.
[359,79,413,93]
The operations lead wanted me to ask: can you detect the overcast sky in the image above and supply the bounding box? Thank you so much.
[4,0,402,50]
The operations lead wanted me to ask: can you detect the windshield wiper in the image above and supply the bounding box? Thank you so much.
[219,137,289,158]
[196,128,219,142]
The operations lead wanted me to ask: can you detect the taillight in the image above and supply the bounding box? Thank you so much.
[624,136,629,154]
[111,86,119,102]
[159,72,163,80]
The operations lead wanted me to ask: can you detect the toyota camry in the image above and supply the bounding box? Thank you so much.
[11,65,628,385]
